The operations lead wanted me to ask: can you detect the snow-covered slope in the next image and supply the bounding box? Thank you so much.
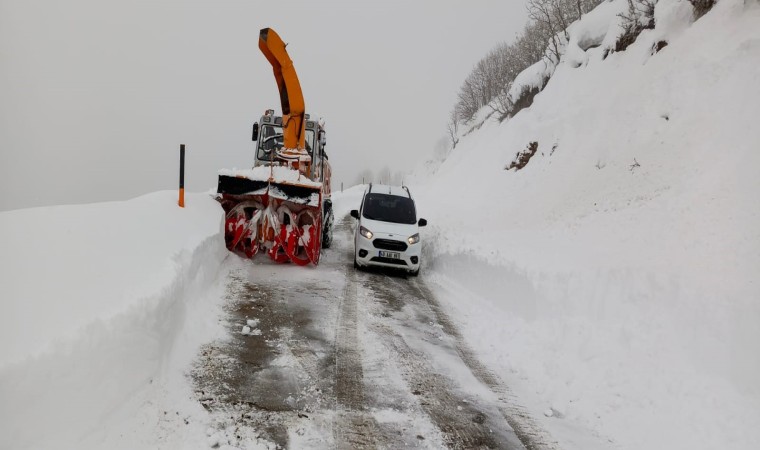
[0,191,228,449]
[414,0,760,448]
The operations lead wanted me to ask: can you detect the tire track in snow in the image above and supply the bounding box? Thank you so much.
[363,268,556,449]
[332,217,383,449]
[335,260,363,408]
[407,279,558,450]
[361,274,524,449]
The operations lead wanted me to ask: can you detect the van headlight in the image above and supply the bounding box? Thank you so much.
[360,226,373,239]
[407,233,420,245]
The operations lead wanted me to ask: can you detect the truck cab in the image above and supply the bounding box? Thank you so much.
[251,109,330,190]
[251,109,334,248]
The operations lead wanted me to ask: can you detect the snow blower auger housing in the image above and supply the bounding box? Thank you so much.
[216,28,333,266]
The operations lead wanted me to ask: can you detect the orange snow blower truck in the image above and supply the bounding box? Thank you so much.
[216,28,333,265]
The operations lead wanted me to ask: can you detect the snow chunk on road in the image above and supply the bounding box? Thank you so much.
[241,326,262,336]
[241,319,262,336]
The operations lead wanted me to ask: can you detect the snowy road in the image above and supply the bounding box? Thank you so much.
[191,217,549,449]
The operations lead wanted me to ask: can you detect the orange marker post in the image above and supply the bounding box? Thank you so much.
[178,144,185,207]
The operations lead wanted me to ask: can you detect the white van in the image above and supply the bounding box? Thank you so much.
[350,184,427,276]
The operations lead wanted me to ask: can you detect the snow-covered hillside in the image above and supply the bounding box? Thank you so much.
[413,0,760,448]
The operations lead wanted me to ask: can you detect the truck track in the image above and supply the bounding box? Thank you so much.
[410,280,556,450]
[361,274,555,450]
[358,273,525,449]
[190,216,552,449]
[332,236,383,449]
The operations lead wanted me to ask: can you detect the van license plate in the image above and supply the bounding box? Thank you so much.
[379,251,401,259]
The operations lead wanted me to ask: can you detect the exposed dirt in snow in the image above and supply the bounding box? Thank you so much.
[191,217,551,449]
[191,264,338,448]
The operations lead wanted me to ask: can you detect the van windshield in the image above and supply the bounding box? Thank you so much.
[362,193,416,225]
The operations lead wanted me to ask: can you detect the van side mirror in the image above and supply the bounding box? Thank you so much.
[252,123,259,141]
[350,210,359,219]
[418,218,427,227]
[319,130,326,146]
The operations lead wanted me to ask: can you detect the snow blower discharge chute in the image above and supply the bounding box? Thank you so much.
[216,28,333,266]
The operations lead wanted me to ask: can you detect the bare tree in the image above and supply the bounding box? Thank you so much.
[616,0,656,52]
[454,75,481,122]
[490,83,514,120]
[391,171,405,186]
[356,169,374,185]
[379,166,391,184]
[515,21,551,66]
[551,0,572,41]
[525,0,603,62]
[446,109,459,149]
[452,0,604,125]
[527,0,563,62]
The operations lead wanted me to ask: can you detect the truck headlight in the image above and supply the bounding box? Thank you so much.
[360,226,373,239]
[407,233,420,245]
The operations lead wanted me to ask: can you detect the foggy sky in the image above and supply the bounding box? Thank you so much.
[0,0,527,211]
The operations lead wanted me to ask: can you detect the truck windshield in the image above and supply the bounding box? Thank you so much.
[257,124,316,161]
[362,193,416,225]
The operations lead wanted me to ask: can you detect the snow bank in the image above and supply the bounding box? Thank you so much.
[419,1,760,449]
[507,59,554,105]
[563,0,629,67]
[0,191,228,449]
[0,191,221,367]
[330,184,367,220]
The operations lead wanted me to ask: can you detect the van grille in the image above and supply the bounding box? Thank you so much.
[370,257,408,266]
[372,239,408,252]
